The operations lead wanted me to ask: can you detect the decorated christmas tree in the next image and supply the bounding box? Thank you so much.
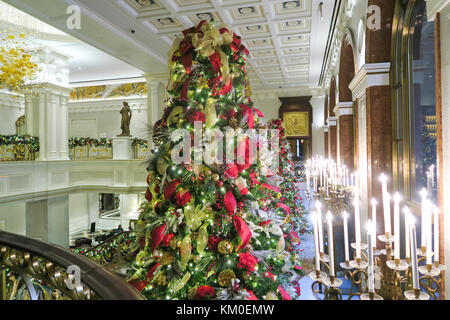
[126,20,303,300]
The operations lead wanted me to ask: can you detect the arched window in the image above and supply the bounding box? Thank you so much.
[392,0,437,205]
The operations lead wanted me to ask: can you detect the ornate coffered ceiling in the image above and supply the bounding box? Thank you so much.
[4,0,335,89]
[80,0,335,89]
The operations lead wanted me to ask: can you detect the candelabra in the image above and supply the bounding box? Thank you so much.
[305,157,445,301]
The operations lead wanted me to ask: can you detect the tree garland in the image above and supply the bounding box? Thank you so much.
[68,137,113,149]
[0,134,39,152]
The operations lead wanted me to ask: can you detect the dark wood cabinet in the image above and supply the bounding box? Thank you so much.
[279,96,313,161]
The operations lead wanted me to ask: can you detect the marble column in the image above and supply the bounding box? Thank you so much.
[26,195,69,248]
[327,117,337,160]
[119,194,138,231]
[145,75,167,149]
[334,102,354,170]
[324,126,329,158]
[87,192,99,230]
[24,50,71,161]
[349,63,391,237]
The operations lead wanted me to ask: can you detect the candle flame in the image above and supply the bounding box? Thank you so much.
[371,198,377,206]
[420,188,428,199]
[432,205,440,215]
[343,211,348,219]
[326,211,333,222]
[379,173,388,183]
[315,201,322,210]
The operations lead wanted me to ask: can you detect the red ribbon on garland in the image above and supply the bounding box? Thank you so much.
[239,104,264,129]
[151,223,167,252]
[233,216,251,251]
[277,202,291,215]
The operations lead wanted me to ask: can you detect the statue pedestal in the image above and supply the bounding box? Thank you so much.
[113,137,133,160]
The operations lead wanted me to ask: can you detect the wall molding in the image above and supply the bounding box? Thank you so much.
[426,0,450,21]
[349,62,391,100]
[68,97,147,113]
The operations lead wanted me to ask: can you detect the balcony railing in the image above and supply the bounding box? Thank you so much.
[0,231,144,300]
[71,231,135,275]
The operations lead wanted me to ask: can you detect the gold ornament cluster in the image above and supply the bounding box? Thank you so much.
[218,269,236,287]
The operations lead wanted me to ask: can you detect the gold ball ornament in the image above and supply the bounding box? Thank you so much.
[218,269,236,288]
[217,240,234,255]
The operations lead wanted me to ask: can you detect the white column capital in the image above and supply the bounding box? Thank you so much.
[349,63,391,101]
[327,117,337,127]
[323,125,329,133]
[334,102,354,118]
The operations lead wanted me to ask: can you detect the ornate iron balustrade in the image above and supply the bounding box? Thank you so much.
[0,231,144,300]
[73,231,135,275]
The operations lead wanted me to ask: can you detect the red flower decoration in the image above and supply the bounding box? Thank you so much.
[234,216,251,251]
[161,233,175,247]
[258,220,271,227]
[224,164,238,179]
[175,190,192,206]
[237,252,259,274]
[186,110,206,123]
[164,180,180,200]
[196,285,216,299]
[207,235,221,251]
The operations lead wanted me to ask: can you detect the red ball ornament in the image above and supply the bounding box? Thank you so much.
[217,180,224,187]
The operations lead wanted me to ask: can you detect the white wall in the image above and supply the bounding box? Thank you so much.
[0,93,25,135]
[69,193,89,235]
[69,109,148,139]
[0,202,26,235]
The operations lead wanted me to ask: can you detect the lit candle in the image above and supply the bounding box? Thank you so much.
[345,169,349,187]
[404,207,411,261]
[354,195,361,260]
[343,211,350,263]
[380,174,391,236]
[393,192,401,261]
[433,206,440,265]
[420,188,428,251]
[371,199,377,249]
[410,221,420,290]
[426,199,433,266]
[312,212,321,273]
[367,220,375,293]
[306,170,310,191]
[327,212,335,278]
[316,201,324,255]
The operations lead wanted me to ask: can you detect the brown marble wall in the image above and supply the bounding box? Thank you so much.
[329,125,337,160]
[329,78,337,117]
[366,0,395,63]
[324,132,329,158]
[366,85,393,223]
[339,115,354,170]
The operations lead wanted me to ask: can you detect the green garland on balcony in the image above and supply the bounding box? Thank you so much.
[68,137,113,149]
[131,138,148,149]
[0,134,39,152]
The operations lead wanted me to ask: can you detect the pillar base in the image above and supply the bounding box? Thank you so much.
[113,137,133,160]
